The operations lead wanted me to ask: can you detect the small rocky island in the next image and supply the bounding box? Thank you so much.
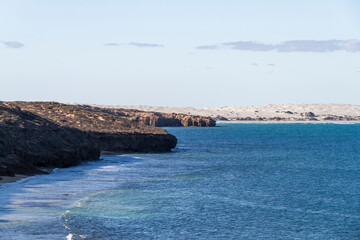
[0,102,216,178]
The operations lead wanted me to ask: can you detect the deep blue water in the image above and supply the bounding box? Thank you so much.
[0,123,359,239]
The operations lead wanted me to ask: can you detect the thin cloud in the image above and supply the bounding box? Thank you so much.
[277,40,342,52]
[104,42,164,48]
[196,45,219,50]
[104,43,121,46]
[251,63,259,66]
[223,41,275,51]
[342,40,360,52]
[196,40,360,53]
[267,63,276,67]
[129,42,163,48]
[2,41,24,49]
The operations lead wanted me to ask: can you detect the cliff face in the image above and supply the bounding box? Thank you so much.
[82,105,216,127]
[8,102,216,129]
[94,132,178,153]
[4,102,178,151]
[0,105,100,176]
[125,112,216,127]
[0,102,178,177]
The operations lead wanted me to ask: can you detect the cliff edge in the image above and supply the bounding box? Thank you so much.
[0,102,178,177]
[85,104,216,127]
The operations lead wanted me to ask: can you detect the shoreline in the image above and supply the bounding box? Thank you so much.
[0,150,160,185]
[0,174,29,184]
[0,102,179,180]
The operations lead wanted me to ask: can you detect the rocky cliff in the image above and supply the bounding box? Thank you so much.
[83,105,216,127]
[125,112,216,127]
[0,102,178,177]
[0,105,100,176]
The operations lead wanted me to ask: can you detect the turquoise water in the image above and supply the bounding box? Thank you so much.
[0,123,359,239]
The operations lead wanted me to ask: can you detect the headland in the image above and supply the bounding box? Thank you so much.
[0,101,216,182]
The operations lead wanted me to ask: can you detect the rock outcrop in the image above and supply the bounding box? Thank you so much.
[110,111,216,127]
[0,105,99,176]
[0,102,179,177]
[82,105,216,127]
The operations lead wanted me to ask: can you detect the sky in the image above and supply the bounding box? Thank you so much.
[1,0,360,107]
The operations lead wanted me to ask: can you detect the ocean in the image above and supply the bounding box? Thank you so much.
[0,123,359,239]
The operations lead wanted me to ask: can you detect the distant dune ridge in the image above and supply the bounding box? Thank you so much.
[92,104,360,122]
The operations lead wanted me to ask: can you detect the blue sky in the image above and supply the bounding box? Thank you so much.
[1,0,360,107]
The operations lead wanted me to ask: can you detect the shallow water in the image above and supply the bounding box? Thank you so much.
[0,123,359,239]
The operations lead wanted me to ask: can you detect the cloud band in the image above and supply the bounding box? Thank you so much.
[104,42,164,48]
[197,40,360,53]
[2,41,24,49]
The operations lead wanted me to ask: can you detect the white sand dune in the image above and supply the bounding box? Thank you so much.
[88,104,360,122]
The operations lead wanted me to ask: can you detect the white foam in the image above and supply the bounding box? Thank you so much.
[66,233,73,240]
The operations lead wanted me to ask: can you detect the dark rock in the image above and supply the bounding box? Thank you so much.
[301,112,316,118]
[268,117,286,121]
[94,132,177,153]
[214,116,228,121]
[236,117,255,121]
[0,102,178,177]
[97,107,216,127]
[344,116,355,121]
[0,105,100,176]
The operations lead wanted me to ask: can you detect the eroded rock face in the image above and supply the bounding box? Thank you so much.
[131,113,216,127]
[0,105,100,176]
[0,102,178,177]
[79,105,217,127]
[3,102,178,152]
[94,132,178,153]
